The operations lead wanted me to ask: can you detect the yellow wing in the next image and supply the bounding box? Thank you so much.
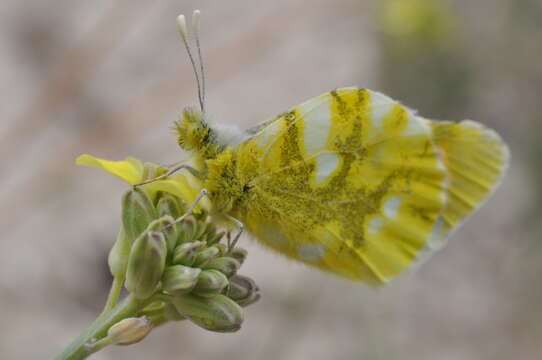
[223,88,507,284]
[413,119,510,263]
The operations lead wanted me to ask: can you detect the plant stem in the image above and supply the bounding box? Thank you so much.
[102,275,124,314]
[55,294,148,360]
[84,336,114,355]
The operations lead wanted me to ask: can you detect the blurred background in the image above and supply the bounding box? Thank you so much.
[1,0,540,359]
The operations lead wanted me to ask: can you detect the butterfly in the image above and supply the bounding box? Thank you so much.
[166,11,509,285]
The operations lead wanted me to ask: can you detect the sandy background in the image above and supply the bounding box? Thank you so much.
[1,0,541,359]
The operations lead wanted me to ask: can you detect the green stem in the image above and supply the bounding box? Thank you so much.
[84,336,114,355]
[55,294,149,360]
[102,275,124,314]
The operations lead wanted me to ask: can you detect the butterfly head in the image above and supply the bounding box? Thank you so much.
[175,11,218,158]
[176,106,213,151]
[174,11,247,158]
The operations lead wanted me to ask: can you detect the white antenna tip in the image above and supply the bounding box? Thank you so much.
[192,10,201,34]
[177,14,188,41]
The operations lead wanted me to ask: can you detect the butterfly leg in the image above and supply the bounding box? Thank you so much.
[224,215,244,252]
[132,164,201,188]
[162,188,209,229]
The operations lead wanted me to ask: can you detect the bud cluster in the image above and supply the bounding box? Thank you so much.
[108,187,259,335]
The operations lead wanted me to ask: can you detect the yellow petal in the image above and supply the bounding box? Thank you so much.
[76,154,144,185]
[149,177,194,203]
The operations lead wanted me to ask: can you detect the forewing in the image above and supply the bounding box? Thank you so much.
[237,88,449,284]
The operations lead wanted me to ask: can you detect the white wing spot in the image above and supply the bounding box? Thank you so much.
[299,244,326,261]
[300,99,331,154]
[368,217,383,234]
[427,216,448,250]
[412,217,449,268]
[254,120,282,149]
[369,90,395,130]
[314,153,340,184]
[402,113,428,136]
[384,196,402,219]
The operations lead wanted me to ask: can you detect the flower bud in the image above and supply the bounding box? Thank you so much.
[146,215,179,254]
[122,188,157,242]
[156,193,185,220]
[162,265,201,295]
[125,231,167,299]
[199,222,220,245]
[193,269,229,297]
[228,275,260,307]
[203,257,240,278]
[192,216,209,240]
[201,221,216,238]
[213,243,228,256]
[108,227,131,278]
[172,241,203,266]
[229,247,248,265]
[193,246,220,267]
[107,316,152,345]
[170,293,244,332]
[163,301,185,321]
[177,216,199,244]
[208,232,226,247]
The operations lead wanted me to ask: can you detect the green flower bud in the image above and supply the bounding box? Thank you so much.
[213,243,228,256]
[199,221,223,245]
[192,216,210,240]
[163,301,185,321]
[177,216,199,244]
[156,193,185,220]
[162,265,201,295]
[203,257,240,278]
[229,247,248,265]
[193,246,220,267]
[193,269,229,297]
[107,316,152,345]
[146,215,178,254]
[170,293,244,332]
[122,188,157,242]
[172,241,203,266]
[200,221,216,238]
[205,231,226,247]
[125,231,167,299]
[228,275,260,307]
[108,227,131,278]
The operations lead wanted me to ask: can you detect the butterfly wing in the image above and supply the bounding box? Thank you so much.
[229,88,508,284]
[413,118,510,263]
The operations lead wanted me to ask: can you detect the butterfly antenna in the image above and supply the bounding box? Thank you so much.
[192,10,206,116]
[177,11,205,115]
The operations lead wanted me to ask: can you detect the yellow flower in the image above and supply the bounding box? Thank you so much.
[76,154,199,205]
